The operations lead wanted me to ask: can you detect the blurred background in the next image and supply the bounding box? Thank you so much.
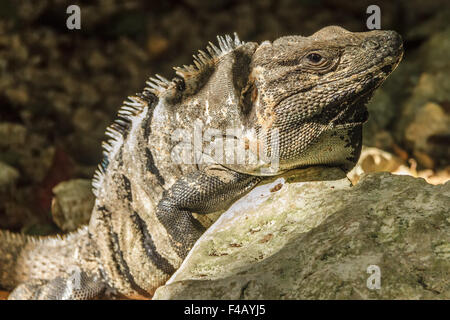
[0,0,449,235]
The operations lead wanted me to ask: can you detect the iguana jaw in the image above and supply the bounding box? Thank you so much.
[334,34,404,129]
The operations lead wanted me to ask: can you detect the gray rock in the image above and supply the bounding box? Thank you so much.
[0,123,27,148]
[404,102,450,168]
[347,147,405,185]
[154,170,450,300]
[420,26,450,72]
[394,28,450,167]
[51,179,95,232]
[0,161,20,190]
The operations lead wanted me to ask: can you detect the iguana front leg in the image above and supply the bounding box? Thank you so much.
[156,165,262,259]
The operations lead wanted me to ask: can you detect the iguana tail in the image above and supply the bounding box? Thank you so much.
[0,227,91,291]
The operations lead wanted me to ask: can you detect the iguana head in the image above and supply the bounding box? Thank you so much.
[143,28,402,176]
[238,26,403,175]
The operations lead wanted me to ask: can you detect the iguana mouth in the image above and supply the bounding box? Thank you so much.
[330,78,380,129]
[335,47,403,129]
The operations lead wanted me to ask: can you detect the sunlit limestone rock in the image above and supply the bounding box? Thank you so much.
[154,169,450,300]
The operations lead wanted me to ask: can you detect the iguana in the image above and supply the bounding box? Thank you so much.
[0,26,403,299]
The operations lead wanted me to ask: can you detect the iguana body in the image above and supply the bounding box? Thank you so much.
[0,26,403,299]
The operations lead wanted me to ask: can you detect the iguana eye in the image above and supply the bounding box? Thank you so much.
[306,53,323,63]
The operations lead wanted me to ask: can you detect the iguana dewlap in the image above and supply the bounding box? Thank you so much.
[0,26,403,299]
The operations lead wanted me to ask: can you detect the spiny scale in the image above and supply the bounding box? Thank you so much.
[92,33,243,196]
[145,33,243,94]
[92,94,147,196]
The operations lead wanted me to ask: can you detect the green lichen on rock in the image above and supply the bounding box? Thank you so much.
[154,171,450,300]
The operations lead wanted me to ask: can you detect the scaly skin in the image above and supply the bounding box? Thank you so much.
[0,26,403,299]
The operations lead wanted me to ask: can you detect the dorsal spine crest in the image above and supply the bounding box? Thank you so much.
[92,33,243,195]
[145,33,243,97]
[92,94,149,195]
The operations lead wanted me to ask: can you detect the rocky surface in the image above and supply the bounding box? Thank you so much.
[348,147,450,185]
[390,27,450,169]
[0,161,19,190]
[51,179,94,232]
[154,170,450,300]
[362,26,450,169]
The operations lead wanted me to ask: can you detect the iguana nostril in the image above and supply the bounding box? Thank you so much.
[386,31,403,51]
